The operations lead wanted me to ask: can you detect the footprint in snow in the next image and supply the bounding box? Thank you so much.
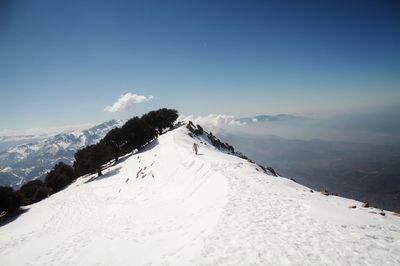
[136,169,142,178]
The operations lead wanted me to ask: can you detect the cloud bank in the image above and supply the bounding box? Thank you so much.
[181,106,400,147]
[179,114,246,133]
[104,93,153,112]
[0,123,96,137]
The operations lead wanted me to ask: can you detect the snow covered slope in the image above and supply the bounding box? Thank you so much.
[0,120,124,188]
[1,126,399,265]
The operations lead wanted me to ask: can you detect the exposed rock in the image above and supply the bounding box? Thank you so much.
[266,166,278,177]
[362,202,370,208]
[207,131,234,153]
[236,152,250,161]
[321,189,329,196]
[186,121,197,134]
[196,124,204,135]
[348,205,357,208]
[186,121,204,136]
[187,122,281,179]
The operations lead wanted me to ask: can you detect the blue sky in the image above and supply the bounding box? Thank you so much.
[0,0,399,131]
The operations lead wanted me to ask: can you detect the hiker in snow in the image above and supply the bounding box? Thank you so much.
[193,143,199,155]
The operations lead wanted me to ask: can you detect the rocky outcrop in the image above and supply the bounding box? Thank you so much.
[207,132,234,154]
[186,121,281,177]
[186,121,204,136]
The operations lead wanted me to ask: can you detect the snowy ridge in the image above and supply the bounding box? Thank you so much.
[0,126,399,265]
[0,120,124,188]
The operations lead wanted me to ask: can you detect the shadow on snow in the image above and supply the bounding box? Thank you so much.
[0,208,28,227]
[84,139,160,183]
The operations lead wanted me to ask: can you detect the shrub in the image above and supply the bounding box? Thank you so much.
[18,180,52,205]
[141,108,178,134]
[45,162,75,193]
[73,109,176,178]
[86,143,113,176]
[121,117,157,152]
[74,147,92,177]
[0,186,20,214]
[74,143,113,177]
[101,127,125,163]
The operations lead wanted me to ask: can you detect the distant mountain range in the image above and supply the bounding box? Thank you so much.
[0,135,50,152]
[239,114,311,123]
[0,120,124,188]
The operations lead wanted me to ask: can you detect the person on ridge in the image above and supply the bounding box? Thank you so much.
[192,142,199,155]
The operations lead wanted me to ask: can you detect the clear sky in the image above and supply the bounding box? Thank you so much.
[0,0,399,131]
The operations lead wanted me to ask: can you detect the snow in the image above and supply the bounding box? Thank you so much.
[1,126,399,265]
[0,166,12,172]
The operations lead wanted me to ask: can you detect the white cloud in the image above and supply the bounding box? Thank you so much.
[251,118,258,122]
[104,93,153,112]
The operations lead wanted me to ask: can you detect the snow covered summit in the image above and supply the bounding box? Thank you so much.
[1,125,399,265]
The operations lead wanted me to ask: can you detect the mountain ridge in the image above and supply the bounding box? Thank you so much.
[0,125,399,265]
[0,120,124,188]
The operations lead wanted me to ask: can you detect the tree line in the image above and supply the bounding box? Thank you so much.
[0,108,178,217]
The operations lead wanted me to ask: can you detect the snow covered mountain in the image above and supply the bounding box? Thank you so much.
[0,120,124,188]
[1,125,399,265]
[0,134,50,152]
